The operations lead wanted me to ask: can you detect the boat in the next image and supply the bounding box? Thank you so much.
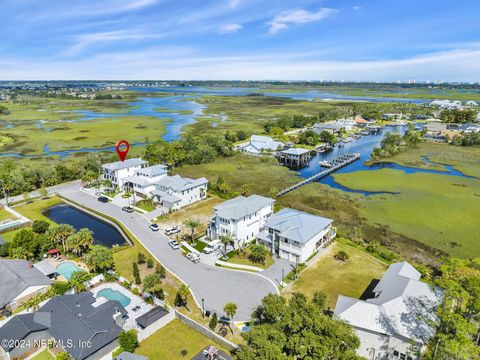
[319,161,332,168]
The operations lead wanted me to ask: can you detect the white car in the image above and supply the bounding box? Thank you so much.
[186,252,200,263]
[168,240,180,250]
[149,223,160,231]
[165,226,181,236]
[203,240,221,254]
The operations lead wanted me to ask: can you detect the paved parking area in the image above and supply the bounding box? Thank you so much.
[57,186,278,320]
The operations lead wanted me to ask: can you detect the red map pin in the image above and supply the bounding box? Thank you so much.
[115,140,130,162]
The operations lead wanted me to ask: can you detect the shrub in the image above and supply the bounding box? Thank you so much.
[155,264,166,278]
[137,252,146,264]
[209,312,218,331]
[32,220,50,234]
[147,257,154,268]
[118,330,138,353]
[334,250,350,262]
[132,287,140,296]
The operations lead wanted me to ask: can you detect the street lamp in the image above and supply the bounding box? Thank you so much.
[201,298,205,318]
[0,180,8,206]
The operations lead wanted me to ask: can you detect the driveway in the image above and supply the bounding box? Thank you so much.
[56,187,278,320]
[261,258,295,286]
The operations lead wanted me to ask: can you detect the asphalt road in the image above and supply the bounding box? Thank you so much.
[55,183,278,320]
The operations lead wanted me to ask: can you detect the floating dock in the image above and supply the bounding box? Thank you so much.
[277,153,361,197]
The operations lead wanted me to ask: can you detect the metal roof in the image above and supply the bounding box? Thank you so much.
[102,158,147,171]
[155,175,208,192]
[213,194,275,220]
[280,147,310,156]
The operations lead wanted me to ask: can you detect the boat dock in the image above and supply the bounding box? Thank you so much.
[277,153,361,197]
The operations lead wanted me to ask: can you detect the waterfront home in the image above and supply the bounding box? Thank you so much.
[102,158,147,189]
[429,99,462,109]
[207,195,275,249]
[0,259,52,311]
[236,135,284,155]
[334,262,442,360]
[459,122,480,133]
[256,208,335,263]
[122,164,169,197]
[277,147,311,168]
[0,292,127,360]
[355,118,370,127]
[152,175,208,210]
[312,122,344,135]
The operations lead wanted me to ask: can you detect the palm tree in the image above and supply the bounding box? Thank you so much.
[46,224,75,252]
[177,284,190,307]
[66,234,80,255]
[219,234,234,258]
[223,302,238,333]
[76,228,94,254]
[183,218,201,244]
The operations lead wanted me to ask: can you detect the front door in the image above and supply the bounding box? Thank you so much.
[274,234,280,256]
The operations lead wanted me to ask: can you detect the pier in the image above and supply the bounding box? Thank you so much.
[277,153,361,197]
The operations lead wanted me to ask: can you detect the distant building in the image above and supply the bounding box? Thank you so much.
[256,208,335,262]
[236,135,284,155]
[0,259,52,310]
[277,147,311,168]
[334,262,443,360]
[429,100,462,109]
[122,164,169,197]
[152,175,208,210]
[208,195,275,248]
[102,158,147,189]
[312,122,345,135]
[459,122,480,133]
[0,292,127,360]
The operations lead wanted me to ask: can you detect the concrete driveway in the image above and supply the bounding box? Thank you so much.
[56,185,278,320]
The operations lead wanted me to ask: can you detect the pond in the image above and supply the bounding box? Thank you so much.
[43,204,127,247]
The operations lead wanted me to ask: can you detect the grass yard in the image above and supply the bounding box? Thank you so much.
[227,246,275,269]
[332,168,480,258]
[31,349,55,360]
[284,241,387,307]
[134,199,156,212]
[0,208,17,221]
[11,196,63,223]
[135,319,230,360]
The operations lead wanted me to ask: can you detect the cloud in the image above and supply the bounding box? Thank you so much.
[268,8,336,34]
[352,6,362,11]
[218,23,243,34]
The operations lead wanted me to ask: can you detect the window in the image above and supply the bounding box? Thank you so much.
[400,354,406,360]
[393,351,399,357]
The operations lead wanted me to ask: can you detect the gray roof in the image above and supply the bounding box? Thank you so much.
[334,262,443,344]
[0,292,127,359]
[280,147,310,156]
[214,195,275,220]
[263,208,332,245]
[459,122,480,130]
[155,175,208,193]
[0,259,52,308]
[238,135,284,152]
[123,175,153,187]
[151,189,181,203]
[313,122,344,131]
[102,158,147,171]
[114,352,148,360]
[136,164,168,177]
[33,259,57,276]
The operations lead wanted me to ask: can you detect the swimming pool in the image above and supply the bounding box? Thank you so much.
[56,262,83,280]
[96,288,131,307]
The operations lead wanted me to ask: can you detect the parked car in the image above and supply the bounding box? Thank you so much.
[149,223,160,231]
[122,206,134,213]
[97,196,108,203]
[203,240,221,254]
[186,252,200,263]
[168,240,180,250]
[165,226,181,236]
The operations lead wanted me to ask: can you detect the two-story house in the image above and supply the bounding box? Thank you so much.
[152,175,208,210]
[122,164,168,197]
[102,158,147,189]
[207,195,275,249]
[256,208,336,262]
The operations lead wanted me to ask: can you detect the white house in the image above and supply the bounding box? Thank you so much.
[459,122,480,133]
[152,175,208,210]
[122,164,168,197]
[236,135,284,155]
[0,259,52,310]
[334,262,443,360]
[102,158,147,189]
[256,208,336,263]
[207,194,275,249]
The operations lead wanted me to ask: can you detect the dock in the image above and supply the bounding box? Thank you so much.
[277,153,361,197]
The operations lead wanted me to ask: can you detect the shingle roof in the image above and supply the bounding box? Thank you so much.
[263,208,332,245]
[155,175,208,192]
[114,352,148,360]
[0,314,49,352]
[102,158,147,171]
[0,259,52,308]
[334,262,442,344]
[213,195,275,220]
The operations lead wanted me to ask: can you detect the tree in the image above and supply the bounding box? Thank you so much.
[32,220,50,234]
[268,187,278,199]
[68,271,93,293]
[22,191,30,203]
[334,250,350,262]
[85,245,114,272]
[46,224,75,252]
[219,234,234,257]
[118,330,138,353]
[236,293,362,360]
[133,262,141,285]
[240,184,250,196]
[224,302,237,321]
[143,273,164,299]
[249,244,268,265]
[183,218,201,244]
[155,263,166,278]
[38,187,48,199]
[75,228,94,254]
[209,312,218,331]
[147,257,154,268]
[137,252,146,264]
[175,284,190,307]
[312,290,328,309]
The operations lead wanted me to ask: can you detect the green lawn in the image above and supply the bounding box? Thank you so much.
[285,242,387,307]
[0,208,17,221]
[332,167,480,258]
[227,246,274,269]
[12,196,63,223]
[134,199,156,212]
[135,319,230,360]
[31,349,55,360]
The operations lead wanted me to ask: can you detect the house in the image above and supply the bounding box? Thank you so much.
[102,158,147,189]
[312,122,344,135]
[459,122,480,133]
[256,208,336,262]
[334,262,443,360]
[0,292,127,360]
[276,147,311,168]
[429,100,462,109]
[355,118,370,127]
[236,135,284,155]
[0,259,52,310]
[336,119,356,131]
[122,164,168,197]
[207,195,275,249]
[152,175,208,210]
[465,100,478,108]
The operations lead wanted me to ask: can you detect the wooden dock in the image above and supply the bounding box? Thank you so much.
[277,153,361,197]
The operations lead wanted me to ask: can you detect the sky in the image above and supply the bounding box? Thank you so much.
[0,0,479,81]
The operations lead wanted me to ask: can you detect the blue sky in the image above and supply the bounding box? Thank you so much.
[1,0,479,81]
